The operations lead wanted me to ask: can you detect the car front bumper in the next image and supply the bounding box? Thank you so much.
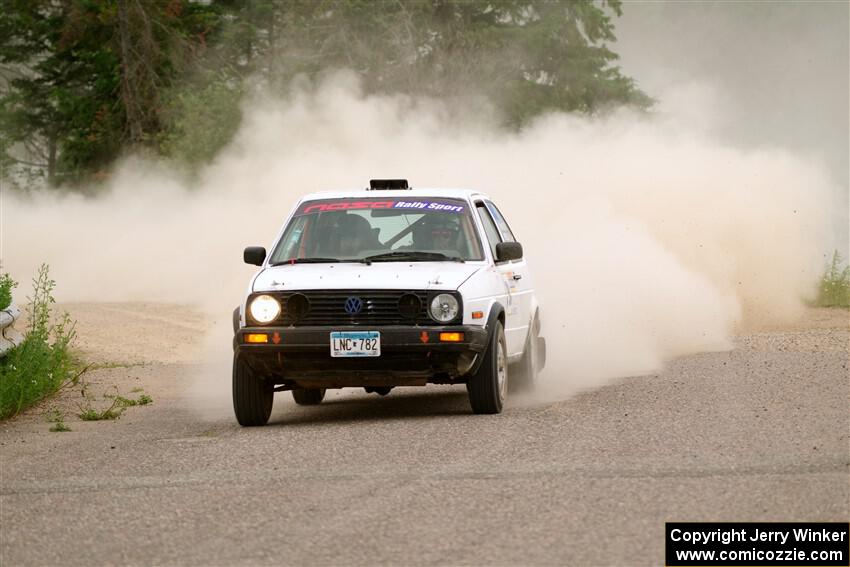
[234,325,489,388]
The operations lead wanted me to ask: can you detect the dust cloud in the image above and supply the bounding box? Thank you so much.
[1,72,839,402]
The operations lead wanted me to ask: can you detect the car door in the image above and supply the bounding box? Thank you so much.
[474,200,525,357]
[484,200,533,340]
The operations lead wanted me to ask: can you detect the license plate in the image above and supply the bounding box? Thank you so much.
[330,331,381,357]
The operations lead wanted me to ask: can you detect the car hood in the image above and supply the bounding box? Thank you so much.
[253,262,482,292]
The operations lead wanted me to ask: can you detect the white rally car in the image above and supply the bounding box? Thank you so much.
[233,180,545,426]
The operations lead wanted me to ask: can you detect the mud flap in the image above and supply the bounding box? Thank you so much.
[537,336,546,371]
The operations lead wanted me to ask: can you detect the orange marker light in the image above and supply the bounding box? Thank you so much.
[439,332,464,342]
[245,333,269,344]
[471,311,484,320]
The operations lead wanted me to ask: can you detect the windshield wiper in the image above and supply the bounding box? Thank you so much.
[270,257,343,266]
[360,251,465,263]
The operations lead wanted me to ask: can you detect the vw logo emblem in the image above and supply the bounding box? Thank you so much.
[344,296,363,315]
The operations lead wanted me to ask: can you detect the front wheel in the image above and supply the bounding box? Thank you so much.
[466,321,507,414]
[232,353,274,426]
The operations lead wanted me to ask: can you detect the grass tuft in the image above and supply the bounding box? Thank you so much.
[77,385,153,421]
[78,407,123,421]
[112,394,138,407]
[815,250,850,308]
[77,381,125,421]
[45,407,71,432]
[49,421,72,432]
[103,389,153,408]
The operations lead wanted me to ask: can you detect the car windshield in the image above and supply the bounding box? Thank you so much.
[269,197,485,264]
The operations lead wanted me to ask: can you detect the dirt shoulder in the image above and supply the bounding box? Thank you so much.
[0,303,214,429]
[736,307,848,354]
[58,302,211,365]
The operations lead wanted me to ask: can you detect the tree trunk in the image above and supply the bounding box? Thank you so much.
[117,0,144,144]
[46,134,57,186]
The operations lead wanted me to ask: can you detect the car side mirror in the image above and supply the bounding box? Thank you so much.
[495,242,523,262]
[243,246,266,266]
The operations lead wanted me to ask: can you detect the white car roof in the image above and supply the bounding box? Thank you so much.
[298,188,490,202]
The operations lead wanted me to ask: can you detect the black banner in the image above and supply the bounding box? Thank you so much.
[666,523,849,566]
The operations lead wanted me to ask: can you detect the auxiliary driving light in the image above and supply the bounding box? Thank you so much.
[249,294,281,323]
[439,332,464,342]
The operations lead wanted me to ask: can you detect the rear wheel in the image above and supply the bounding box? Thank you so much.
[467,321,507,414]
[232,353,274,426]
[292,388,326,405]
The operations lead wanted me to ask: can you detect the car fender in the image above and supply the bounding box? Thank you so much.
[467,302,505,375]
[238,270,267,331]
[458,267,507,326]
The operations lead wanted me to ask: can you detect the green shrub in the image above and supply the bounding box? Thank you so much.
[815,251,850,308]
[0,272,16,311]
[0,265,78,419]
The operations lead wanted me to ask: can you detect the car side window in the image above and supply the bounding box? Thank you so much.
[475,202,503,261]
[485,201,516,243]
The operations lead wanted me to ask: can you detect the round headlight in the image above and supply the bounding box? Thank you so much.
[249,295,281,323]
[429,293,460,323]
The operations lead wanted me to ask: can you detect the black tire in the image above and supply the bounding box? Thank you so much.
[232,307,240,334]
[232,353,274,426]
[512,313,540,392]
[466,321,507,414]
[292,388,326,405]
[364,387,392,396]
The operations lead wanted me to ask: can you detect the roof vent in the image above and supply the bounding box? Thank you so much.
[369,179,409,190]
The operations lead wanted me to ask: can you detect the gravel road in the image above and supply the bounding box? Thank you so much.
[1,305,847,566]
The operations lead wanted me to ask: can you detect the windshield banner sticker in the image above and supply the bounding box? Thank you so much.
[297,199,465,215]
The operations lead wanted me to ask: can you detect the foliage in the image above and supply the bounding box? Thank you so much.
[77,379,123,420]
[275,0,653,125]
[106,390,153,408]
[49,421,72,432]
[77,383,153,420]
[815,250,850,308]
[0,0,224,186]
[0,266,153,421]
[45,407,71,431]
[158,76,244,167]
[78,406,122,421]
[1,0,649,186]
[0,265,78,419]
[0,272,16,310]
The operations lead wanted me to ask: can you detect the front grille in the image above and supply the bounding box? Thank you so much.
[251,290,456,326]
